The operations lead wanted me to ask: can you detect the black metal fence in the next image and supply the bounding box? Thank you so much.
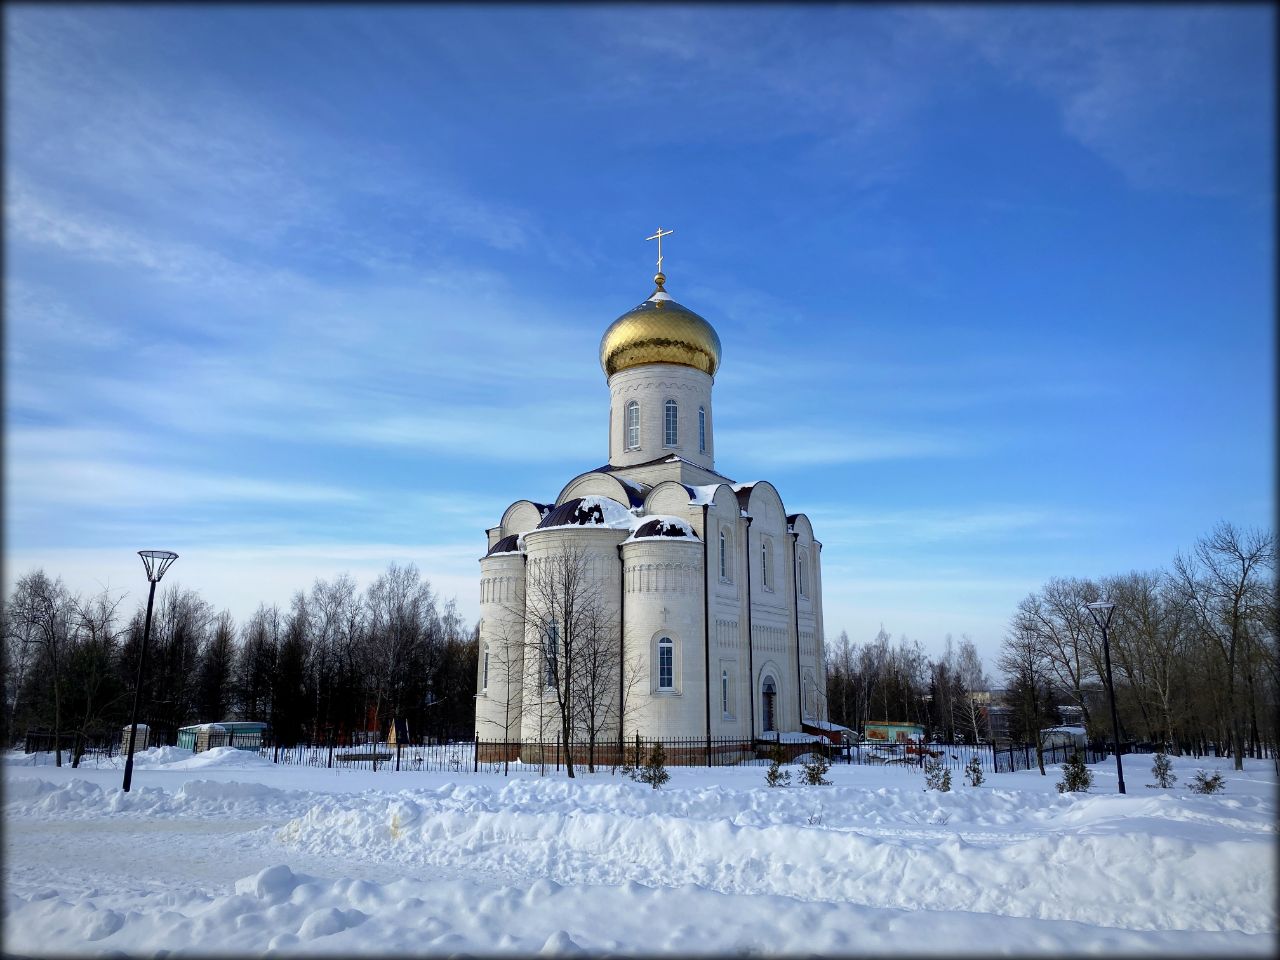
[262,739,478,772]
[18,726,1143,779]
[992,740,1110,773]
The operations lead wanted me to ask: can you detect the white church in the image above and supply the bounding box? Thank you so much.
[474,235,828,748]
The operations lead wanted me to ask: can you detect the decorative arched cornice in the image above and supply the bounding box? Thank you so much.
[500,499,553,538]
[555,471,648,509]
[737,480,786,519]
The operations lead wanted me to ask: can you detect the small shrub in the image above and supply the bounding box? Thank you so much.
[635,742,670,789]
[964,755,985,787]
[800,750,832,786]
[1057,750,1093,793]
[1150,752,1177,789]
[923,756,950,792]
[621,742,641,778]
[1189,769,1225,795]
[765,741,790,787]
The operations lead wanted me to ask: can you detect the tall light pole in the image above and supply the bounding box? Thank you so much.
[1086,600,1126,795]
[123,550,179,793]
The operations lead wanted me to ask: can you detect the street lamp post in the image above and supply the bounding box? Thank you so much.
[1086,600,1126,795]
[123,550,179,793]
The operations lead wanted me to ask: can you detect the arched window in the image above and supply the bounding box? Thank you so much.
[721,669,729,715]
[625,401,640,450]
[664,399,678,446]
[719,530,727,579]
[762,675,777,732]
[482,646,490,692]
[699,407,706,453]
[658,636,674,690]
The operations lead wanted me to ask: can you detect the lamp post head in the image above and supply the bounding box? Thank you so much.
[138,550,179,583]
[1086,600,1116,630]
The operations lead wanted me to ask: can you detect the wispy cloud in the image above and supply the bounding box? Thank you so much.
[5,450,361,512]
[928,7,1274,196]
[806,506,1098,545]
[718,427,973,468]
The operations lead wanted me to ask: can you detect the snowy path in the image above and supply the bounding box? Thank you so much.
[4,748,1276,955]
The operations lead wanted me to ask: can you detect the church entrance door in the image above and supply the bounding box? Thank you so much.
[762,676,777,733]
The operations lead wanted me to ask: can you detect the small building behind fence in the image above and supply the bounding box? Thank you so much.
[121,723,150,752]
[177,721,269,753]
[1040,725,1087,751]
[864,721,925,743]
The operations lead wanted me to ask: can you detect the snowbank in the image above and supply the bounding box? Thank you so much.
[3,752,1275,955]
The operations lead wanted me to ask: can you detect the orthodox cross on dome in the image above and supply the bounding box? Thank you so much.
[646,226,674,281]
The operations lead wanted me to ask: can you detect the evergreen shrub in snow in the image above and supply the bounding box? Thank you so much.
[964,755,985,787]
[800,751,832,786]
[1057,750,1093,793]
[637,742,669,789]
[765,741,791,787]
[1190,769,1225,794]
[923,756,951,792]
[1150,752,1177,788]
[621,742,641,777]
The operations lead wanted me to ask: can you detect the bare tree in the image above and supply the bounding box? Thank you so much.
[999,618,1056,775]
[1102,571,1188,749]
[364,563,437,739]
[519,546,618,779]
[1013,578,1099,729]
[571,596,624,772]
[476,614,529,743]
[7,571,73,764]
[1173,522,1274,770]
[67,587,129,766]
[954,635,990,744]
[3,584,41,745]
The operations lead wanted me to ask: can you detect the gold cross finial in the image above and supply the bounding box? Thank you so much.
[646,226,673,283]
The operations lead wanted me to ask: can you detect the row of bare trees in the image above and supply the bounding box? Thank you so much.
[824,628,991,742]
[2,563,477,764]
[1000,522,1276,771]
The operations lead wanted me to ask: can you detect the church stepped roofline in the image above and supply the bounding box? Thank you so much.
[592,454,735,483]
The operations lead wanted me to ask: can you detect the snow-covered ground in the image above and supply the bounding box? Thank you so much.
[4,746,1276,955]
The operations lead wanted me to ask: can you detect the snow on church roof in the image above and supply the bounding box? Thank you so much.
[531,497,701,544]
[536,496,637,531]
[485,534,521,557]
[688,483,722,505]
[623,516,699,543]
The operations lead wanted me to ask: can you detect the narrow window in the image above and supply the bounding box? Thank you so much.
[761,539,771,589]
[719,530,727,579]
[798,553,807,597]
[721,669,729,715]
[699,407,706,453]
[664,399,678,446]
[545,622,559,687]
[482,648,490,691]
[658,636,674,690]
[626,401,640,450]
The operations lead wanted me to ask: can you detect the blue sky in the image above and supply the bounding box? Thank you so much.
[4,5,1273,668]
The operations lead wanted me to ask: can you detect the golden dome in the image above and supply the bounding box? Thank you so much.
[599,274,722,378]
